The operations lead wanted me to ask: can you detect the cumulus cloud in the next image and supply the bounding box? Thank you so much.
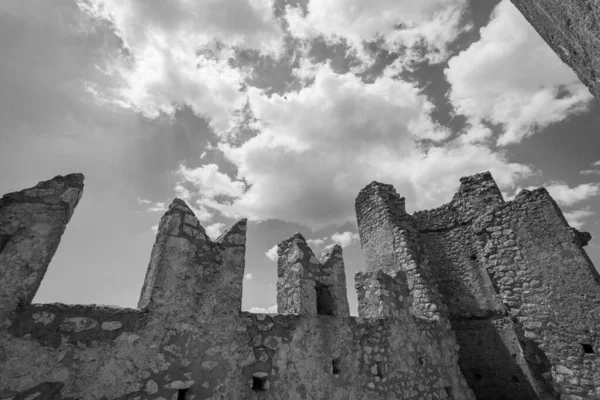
[286,0,471,68]
[563,208,595,230]
[246,305,277,314]
[265,245,278,262]
[245,273,253,280]
[543,182,600,207]
[445,0,593,146]
[78,0,286,136]
[205,222,226,239]
[331,231,359,248]
[174,62,531,228]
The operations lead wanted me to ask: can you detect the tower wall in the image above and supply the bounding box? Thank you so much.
[0,174,84,325]
[138,199,246,318]
[276,233,349,317]
[510,0,600,99]
[355,182,448,322]
[474,187,600,399]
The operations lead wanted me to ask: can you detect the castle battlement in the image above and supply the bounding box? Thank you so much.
[0,172,598,399]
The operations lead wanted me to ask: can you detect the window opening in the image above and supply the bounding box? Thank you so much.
[252,372,268,391]
[581,343,595,354]
[332,357,341,375]
[0,234,10,255]
[375,361,384,378]
[445,387,454,399]
[316,283,335,316]
[177,389,188,400]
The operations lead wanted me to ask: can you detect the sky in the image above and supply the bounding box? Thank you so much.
[1,0,599,316]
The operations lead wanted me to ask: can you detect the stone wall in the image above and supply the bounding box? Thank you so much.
[3,170,597,399]
[510,0,600,99]
[0,174,474,400]
[355,171,599,400]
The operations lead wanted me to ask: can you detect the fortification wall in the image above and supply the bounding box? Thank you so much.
[0,174,474,400]
[510,0,600,99]
[356,172,599,400]
[473,187,600,399]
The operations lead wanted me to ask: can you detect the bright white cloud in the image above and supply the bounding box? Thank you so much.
[286,0,470,68]
[307,237,327,247]
[543,182,600,207]
[445,0,593,146]
[178,164,246,199]
[174,63,531,227]
[151,224,159,234]
[205,222,226,239]
[265,245,278,262]
[563,208,595,230]
[78,0,285,136]
[246,305,277,314]
[148,202,168,212]
[245,273,253,280]
[331,231,359,248]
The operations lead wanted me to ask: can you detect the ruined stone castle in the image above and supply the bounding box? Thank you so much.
[0,170,598,400]
[2,2,600,397]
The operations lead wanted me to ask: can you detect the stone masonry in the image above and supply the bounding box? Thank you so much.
[0,174,474,400]
[0,171,598,399]
[510,0,600,99]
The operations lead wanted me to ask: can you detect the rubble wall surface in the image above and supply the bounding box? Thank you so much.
[356,172,599,400]
[0,174,474,400]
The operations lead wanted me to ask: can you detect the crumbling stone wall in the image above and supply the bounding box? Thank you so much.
[355,172,599,400]
[0,174,474,400]
[510,0,600,99]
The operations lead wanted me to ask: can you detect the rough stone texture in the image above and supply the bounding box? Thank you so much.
[510,0,600,99]
[277,234,350,317]
[3,170,599,399]
[356,171,599,399]
[0,174,475,400]
[0,174,84,325]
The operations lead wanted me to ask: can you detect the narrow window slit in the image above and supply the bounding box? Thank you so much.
[376,361,385,378]
[177,389,188,400]
[332,357,341,375]
[0,234,11,255]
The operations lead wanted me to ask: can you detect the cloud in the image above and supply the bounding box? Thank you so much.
[78,0,286,136]
[265,245,278,262]
[445,0,593,146]
[174,63,531,228]
[245,273,253,280]
[543,182,600,207]
[246,305,277,314]
[285,0,471,68]
[307,237,327,247]
[177,164,246,199]
[581,160,600,176]
[563,208,595,230]
[148,202,168,212]
[331,231,359,248]
[205,222,226,239]
[151,224,159,234]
